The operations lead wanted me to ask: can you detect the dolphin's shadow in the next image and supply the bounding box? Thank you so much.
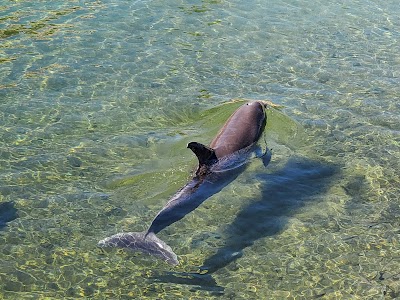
[200,157,339,273]
[150,157,339,292]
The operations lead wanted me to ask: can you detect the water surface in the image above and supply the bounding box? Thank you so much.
[1,0,399,298]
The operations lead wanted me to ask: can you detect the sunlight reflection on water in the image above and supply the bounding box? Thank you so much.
[1,0,399,298]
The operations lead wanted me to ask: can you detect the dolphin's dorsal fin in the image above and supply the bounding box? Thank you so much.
[187,142,218,166]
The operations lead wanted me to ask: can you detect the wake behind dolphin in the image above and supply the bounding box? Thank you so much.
[98,101,271,266]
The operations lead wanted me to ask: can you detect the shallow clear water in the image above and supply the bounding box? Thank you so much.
[1,0,399,298]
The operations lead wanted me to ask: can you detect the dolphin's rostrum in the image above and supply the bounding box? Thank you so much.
[98,101,270,266]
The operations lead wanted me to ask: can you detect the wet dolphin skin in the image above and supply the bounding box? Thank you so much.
[98,101,269,266]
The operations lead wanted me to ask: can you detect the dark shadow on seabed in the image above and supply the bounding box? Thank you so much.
[0,202,18,230]
[150,157,339,293]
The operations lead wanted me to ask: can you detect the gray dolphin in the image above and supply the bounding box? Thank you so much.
[98,101,271,266]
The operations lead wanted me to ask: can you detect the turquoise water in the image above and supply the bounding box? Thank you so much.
[1,0,399,298]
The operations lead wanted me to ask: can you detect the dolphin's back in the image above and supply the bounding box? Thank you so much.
[210,101,266,158]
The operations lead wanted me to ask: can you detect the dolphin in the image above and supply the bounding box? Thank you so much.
[98,101,271,266]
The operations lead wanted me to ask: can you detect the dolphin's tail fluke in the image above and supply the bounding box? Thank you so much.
[98,231,179,266]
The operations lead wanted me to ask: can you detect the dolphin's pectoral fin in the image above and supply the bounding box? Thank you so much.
[261,148,272,167]
[254,145,272,167]
[187,142,218,166]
